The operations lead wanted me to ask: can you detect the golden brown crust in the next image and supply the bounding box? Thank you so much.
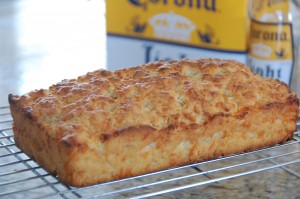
[9,58,299,187]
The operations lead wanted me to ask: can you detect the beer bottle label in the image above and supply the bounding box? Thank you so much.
[247,19,294,85]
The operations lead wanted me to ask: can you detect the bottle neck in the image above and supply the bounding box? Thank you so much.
[248,0,291,23]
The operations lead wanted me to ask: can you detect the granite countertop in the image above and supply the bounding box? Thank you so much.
[0,1,299,198]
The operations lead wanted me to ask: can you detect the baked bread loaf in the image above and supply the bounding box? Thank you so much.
[9,59,299,187]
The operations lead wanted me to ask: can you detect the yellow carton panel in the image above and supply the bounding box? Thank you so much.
[107,0,248,52]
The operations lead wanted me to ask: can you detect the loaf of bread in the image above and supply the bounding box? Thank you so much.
[9,59,299,187]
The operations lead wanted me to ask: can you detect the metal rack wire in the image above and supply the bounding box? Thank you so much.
[0,105,299,199]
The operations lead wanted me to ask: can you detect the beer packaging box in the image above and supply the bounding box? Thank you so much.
[106,0,249,70]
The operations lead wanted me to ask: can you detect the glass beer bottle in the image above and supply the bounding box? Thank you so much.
[247,0,294,86]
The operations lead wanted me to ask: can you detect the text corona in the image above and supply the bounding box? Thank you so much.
[128,0,217,11]
[251,28,288,41]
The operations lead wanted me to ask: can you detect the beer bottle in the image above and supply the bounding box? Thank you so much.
[247,0,294,85]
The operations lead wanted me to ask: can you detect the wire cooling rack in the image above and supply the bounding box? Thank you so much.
[1,105,300,199]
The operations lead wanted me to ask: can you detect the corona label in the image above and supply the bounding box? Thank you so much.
[107,0,248,70]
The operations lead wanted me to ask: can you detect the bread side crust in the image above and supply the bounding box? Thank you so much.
[8,59,299,187]
[9,93,298,187]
